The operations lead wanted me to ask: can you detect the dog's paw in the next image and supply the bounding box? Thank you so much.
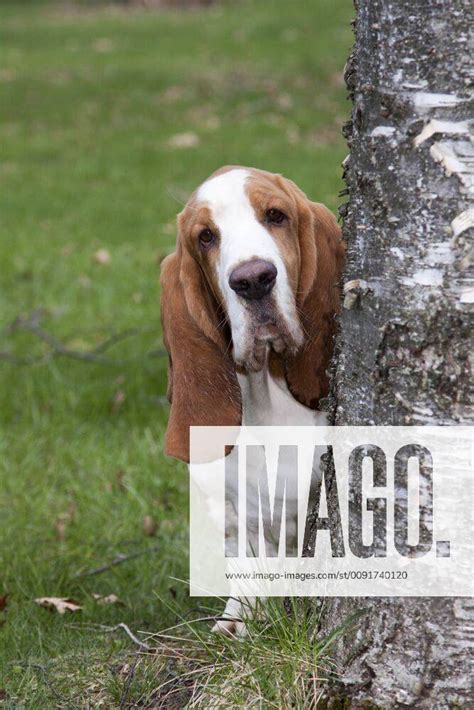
[212,618,247,638]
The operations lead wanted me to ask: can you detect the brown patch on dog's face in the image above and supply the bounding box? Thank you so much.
[177,199,224,311]
[245,170,301,299]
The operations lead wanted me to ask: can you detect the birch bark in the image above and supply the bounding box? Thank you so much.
[315,1,473,706]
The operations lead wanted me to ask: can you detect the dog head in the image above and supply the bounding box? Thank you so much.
[160,166,345,461]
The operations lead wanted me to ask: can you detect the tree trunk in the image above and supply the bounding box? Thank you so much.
[315,1,473,707]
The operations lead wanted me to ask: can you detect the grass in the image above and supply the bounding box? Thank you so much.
[0,0,353,705]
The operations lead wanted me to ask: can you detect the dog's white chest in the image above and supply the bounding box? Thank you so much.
[228,366,326,547]
[237,368,326,427]
[190,366,326,557]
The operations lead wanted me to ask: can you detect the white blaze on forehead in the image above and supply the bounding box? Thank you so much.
[197,168,250,222]
[196,168,283,279]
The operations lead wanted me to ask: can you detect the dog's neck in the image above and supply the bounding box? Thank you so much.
[236,352,325,427]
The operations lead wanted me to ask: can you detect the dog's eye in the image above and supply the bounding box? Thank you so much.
[266,208,286,225]
[198,228,216,247]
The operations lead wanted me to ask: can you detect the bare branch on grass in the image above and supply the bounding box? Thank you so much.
[109,624,155,653]
[0,309,165,365]
[74,545,161,579]
[14,662,80,704]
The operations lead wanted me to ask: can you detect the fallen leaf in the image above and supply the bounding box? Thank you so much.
[78,274,92,289]
[94,248,111,265]
[34,597,82,614]
[65,337,92,351]
[287,127,301,145]
[0,595,8,611]
[61,244,74,257]
[93,38,114,53]
[204,116,221,131]
[160,85,186,103]
[276,93,293,110]
[143,515,158,537]
[0,69,15,82]
[112,390,126,413]
[92,593,125,606]
[54,503,76,541]
[167,132,200,149]
[55,518,67,542]
[161,222,175,236]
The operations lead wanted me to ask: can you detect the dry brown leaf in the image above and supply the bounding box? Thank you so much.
[54,518,67,542]
[167,132,200,149]
[92,593,125,606]
[0,595,8,612]
[143,515,158,537]
[78,274,92,289]
[0,69,15,82]
[94,248,111,265]
[276,93,293,110]
[160,85,186,103]
[161,222,175,236]
[54,502,76,541]
[34,597,82,614]
[65,337,92,351]
[204,116,221,131]
[112,390,126,412]
[93,38,114,53]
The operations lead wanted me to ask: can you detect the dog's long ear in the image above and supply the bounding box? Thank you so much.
[160,248,241,463]
[280,179,345,409]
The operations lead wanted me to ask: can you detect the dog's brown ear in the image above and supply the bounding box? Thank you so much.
[281,181,345,409]
[160,249,241,463]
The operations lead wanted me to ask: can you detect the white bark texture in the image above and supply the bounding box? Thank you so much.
[313,1,473,707]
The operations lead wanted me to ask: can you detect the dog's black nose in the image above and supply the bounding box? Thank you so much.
[229,259,277,300]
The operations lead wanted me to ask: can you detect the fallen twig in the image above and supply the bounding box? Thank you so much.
[0,309,165,365]
[109,623,154,652]
[13,661,80,704]
[74,545,161,579]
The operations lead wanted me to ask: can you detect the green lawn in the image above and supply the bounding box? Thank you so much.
[0,1,352,705]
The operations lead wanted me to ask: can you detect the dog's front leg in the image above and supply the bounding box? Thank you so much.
[212,596,257,638]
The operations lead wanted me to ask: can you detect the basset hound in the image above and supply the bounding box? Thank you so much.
[160,166,345,636]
